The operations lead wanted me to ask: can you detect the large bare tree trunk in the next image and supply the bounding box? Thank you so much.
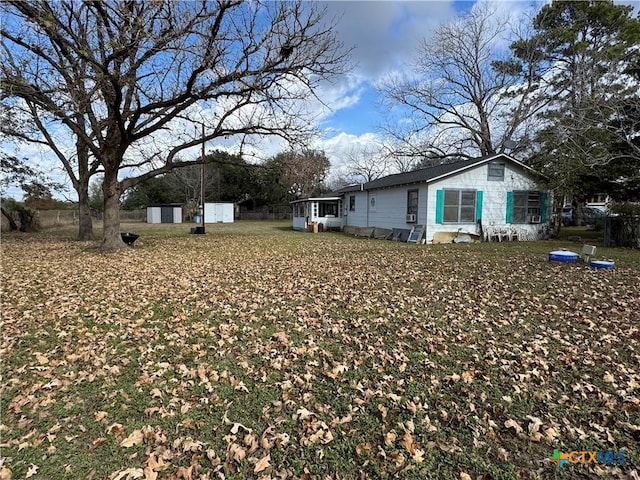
[77,183,93,241]
[101,167,126,250]
[76,142,93,240]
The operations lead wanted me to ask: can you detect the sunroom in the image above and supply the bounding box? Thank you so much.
[291,196,343,231]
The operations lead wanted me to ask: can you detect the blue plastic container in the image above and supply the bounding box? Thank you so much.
[590,260,615,269]
[548,250,579,262]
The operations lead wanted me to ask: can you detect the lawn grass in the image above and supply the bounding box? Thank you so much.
[1,221,639,479]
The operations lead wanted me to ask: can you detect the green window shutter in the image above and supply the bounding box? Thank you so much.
[540,192,549,223]
[475,191,483,222]
[506,191,513,224]
[435,189,443,224]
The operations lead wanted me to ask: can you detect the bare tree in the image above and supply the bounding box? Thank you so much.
[1,0,350,249]
[343,143,390,183]
[2,102,101,240]
[379,3,545,162]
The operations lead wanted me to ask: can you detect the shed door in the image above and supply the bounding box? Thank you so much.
[215,203,224,222]
[161,206,173,223]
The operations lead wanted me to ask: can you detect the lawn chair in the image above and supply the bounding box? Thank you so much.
[582,245,596,263]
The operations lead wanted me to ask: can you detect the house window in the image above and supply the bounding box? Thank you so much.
[513,191,541,223]
[369,195,376,210]
[488,162,505,181]
[443,189,476,223]
[407,189,419,216]
[319,202,337,217]
[349,195,355,211]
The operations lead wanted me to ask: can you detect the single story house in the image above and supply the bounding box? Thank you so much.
[291,154,550,242]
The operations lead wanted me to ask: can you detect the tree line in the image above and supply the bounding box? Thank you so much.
[94,149,331,217]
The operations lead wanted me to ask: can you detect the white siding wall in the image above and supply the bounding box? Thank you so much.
[367,185,429,230]
[293,216,307,230]
[204,203,234,223]
[339,159,546,241]
[425,163,542,242]
[343,186,429,230]
[343,192,368,227]
[172,207,182,224]
[146,207,161,223]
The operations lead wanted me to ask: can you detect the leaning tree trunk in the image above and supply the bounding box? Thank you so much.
[101,166,126,250]
[76,142,93,241]
[1,206,18,231]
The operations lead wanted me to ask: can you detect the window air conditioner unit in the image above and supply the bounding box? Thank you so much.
[530,215,541,224]
[406,214,416,223]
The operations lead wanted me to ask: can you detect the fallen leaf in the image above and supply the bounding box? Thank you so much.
[401,431,416,454]
[253,454,271,473]
[111,468,144,480]
[120,430,144,448]
[107,423,125,437]
[143,467,157,480]
[25,464,38,479]
[95,411,108,422]
[504,419,523,435]
[384,431,397,445]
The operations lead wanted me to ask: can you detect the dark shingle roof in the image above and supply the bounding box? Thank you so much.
[363,157,486,190]
[324,154,542,196]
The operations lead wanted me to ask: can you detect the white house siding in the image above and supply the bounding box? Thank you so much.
[366,185,429,230]
[344,186,433,230]
[343,191,368,228]
[426,162,543,242]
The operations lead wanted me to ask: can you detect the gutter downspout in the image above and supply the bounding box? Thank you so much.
[363,184,369,227]
[424,184,429,242]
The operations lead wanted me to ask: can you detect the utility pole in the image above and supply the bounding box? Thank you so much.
[200,122,206,234]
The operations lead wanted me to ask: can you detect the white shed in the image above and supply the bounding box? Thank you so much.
[146,204,182,224]
[204,202,234,223]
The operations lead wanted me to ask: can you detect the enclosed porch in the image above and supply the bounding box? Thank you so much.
[291,197,344,231]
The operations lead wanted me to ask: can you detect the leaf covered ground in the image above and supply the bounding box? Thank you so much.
[1,222,639,480]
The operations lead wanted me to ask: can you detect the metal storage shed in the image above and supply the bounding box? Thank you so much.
[204,202,234,223]
[146,204,183,224]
